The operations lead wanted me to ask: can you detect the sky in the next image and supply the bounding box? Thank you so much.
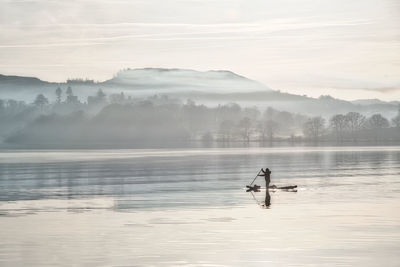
[0,0,399,101]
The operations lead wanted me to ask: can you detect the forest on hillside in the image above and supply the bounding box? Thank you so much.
[1,87,399,147]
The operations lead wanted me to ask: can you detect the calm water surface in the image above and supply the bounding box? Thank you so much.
[0,147,399,266]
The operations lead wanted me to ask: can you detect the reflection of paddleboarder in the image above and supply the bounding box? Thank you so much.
[249,190,270,208]
[264,188,271,207]
[258,168,271,207]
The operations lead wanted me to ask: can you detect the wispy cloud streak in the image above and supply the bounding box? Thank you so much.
[0,0,398,100]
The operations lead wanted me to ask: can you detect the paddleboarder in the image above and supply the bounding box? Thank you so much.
[258,168,271,188]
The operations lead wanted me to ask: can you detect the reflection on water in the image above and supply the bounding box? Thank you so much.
[265,189,271,207]
[0,147,400,266]
[249,190,272,209]
[1,147,399,208]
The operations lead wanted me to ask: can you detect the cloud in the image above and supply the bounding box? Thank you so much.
[0,0,399,101]
[0,18,375,48]
[0,42,104,48]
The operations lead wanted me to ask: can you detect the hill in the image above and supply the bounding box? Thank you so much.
[0,68,269,101]
[0,68,398,118]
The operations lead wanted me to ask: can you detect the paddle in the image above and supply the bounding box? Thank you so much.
[249,169,262,186]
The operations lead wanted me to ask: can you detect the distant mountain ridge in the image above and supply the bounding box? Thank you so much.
[351,99,400,106]
[103,68,269,93]
[0,68,398,118]
[0,74,53,87]
[0,68,269,100]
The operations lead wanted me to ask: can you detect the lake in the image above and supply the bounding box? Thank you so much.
[0,146,399,266]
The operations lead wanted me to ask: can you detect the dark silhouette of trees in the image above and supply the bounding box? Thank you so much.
[88,89,108,107]
[392,105,400,128]
[330,114,348,142]
[2,91,399,147]
[0,99,4,114]
[66,86,73,97]
[33,94,49,110]
[55,87,62,103]
[366,114,390,141]
[303,116,325,141]
[66,86,79,104]
[367,114,390,129]
[345,112,365,141]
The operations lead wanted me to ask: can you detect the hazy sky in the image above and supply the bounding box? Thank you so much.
[0,0,399,101]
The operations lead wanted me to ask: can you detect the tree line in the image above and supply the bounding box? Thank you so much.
[0,87,399,146]
[303,111,399,142]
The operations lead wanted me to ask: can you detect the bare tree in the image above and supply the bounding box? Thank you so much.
[367,114,390,129]
[303,116,325,141]
[329,114,348,142]
[366,114,390,141]
[345,112,365,142]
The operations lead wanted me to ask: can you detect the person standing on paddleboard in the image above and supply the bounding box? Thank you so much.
[258,168,271,188]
